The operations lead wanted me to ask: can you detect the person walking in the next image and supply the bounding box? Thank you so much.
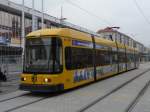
[0,67,7,93]
[0,67,7,82]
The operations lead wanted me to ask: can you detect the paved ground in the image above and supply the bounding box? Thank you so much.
[0,63,150,112]
[85,67,150,112]
[131,80,150,112]
[0,72,21,95]
[0,62,22,95]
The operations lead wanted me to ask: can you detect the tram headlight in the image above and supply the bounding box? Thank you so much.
[44,78,51,83]
[44,78,48,82]
[21,77,26,81]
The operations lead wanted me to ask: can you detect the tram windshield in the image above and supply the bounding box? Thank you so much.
[23,37,62,74]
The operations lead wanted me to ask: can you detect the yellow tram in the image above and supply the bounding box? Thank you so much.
[20,28,139,92]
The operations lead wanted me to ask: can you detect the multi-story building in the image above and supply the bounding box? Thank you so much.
[0,0,98,47]
[97,27,150,62]
[97,27,134,48]
[0,0,62,46]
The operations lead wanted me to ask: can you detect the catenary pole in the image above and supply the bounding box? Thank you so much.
[21,0,25,55]
[32,0,35,31]
[41,0,44,29]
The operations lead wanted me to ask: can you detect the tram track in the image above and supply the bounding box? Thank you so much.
[78,69,150,112]
[125,79,150,112]
[0,67,150,112]
[0,93,30,103]
[4,96,50,112]
[0,91,60,112]
[0,92,56,112]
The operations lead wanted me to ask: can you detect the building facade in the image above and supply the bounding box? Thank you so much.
[97,27,150,62]
[0,0,98,47]
[0,0,62,46]
[97,27,134,48]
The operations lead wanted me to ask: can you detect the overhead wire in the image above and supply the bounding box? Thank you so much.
[64,0,112,26]
[133,0,150,25]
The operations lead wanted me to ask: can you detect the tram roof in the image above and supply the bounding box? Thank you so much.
[27,28,117,48]
[27,28,92,41]
[94,37,116,48]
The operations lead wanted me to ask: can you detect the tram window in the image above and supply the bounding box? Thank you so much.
[95,50,105,66]
[96,50,112,66]
[24,37,62,74]
[131,53,135,62]
[112,51,118,64]
[118,52,126,63]
[65,47,112,70]
[104,51,110,65]
[52,37,63,72]
[127,53,130,62]
[95,50,111,66]
[65,47,93,70]
[126,53,134,62]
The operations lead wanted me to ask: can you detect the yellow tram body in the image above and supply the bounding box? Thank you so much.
[20,28,139,92]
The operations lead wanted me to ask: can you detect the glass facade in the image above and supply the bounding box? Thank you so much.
[0,9,59,46]
[0,8,59,74]
[0,11,18,44]
[0,10,32,46]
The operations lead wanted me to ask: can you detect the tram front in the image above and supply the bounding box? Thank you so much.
[19,36,64,92]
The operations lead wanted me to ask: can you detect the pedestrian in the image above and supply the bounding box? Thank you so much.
[0,67,3,81]
[0,68,7,82]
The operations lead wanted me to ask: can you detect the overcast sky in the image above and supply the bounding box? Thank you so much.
[10,0,150,47]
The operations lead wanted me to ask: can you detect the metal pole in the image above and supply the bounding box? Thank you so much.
[61,6,63,20]
[41,0,44,29]
[32,0,35,31]
[60,6,66,27]
[22,0,25,56]
[60,6,63,27]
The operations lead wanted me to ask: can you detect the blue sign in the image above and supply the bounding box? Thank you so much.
[72,40,93,48]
